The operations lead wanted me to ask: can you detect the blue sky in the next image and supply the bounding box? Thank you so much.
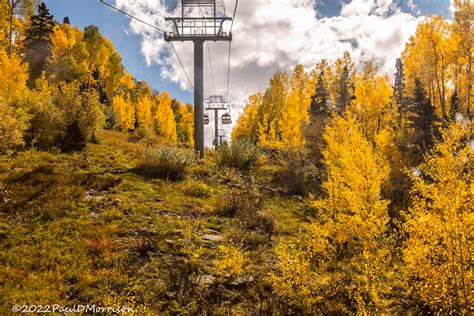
[43,0,452,105]
[44,0,192,102]
[316,0,452,17]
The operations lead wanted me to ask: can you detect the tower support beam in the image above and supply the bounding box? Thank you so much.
[214,108,219,150]
[194,40,204,158]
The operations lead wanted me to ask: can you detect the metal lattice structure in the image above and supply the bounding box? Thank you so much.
[165,0,231,42]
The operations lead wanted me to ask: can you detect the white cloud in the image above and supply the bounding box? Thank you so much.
[449,0,456,15]
[121,26,130,35]
[406,0,421,15]
[114,0,422,146]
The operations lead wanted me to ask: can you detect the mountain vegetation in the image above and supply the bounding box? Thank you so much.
[0,1,472,314]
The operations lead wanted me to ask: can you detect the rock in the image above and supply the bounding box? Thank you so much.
[172,229,183,235]
[165,291,176,298]
[164,239,174,244]
[204,228,220,235]
[230,276,254,286]
[84,189,97,201]
[112,198,121,207]
[202,234,224,242]
[197,274,216,285]
[291,195,303,201]
[110,168,125,174]
[138,227,157,236]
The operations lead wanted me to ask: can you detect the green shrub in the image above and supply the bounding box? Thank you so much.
[25,86,65,150]
[217,185,275,237]
[137,146,192,181]
[250,212,276,237]
[129,126,154,143]
[54,84,104,151]
[216,140,261,172]
[184,180,213,198]
[218,185,262,218]
[25,80,104,152]
[273,149,320,196]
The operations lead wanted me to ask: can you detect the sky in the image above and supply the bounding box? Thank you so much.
[43,0,454,145]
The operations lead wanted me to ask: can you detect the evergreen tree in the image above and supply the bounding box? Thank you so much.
[332,51,355,114]
[410,78,437,153]
[338,65,349,113]
[24,2,55,87]
[310,70,328,117]
[393,58,405,106]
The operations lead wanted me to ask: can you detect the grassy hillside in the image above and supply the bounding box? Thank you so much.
[0,131,310,314]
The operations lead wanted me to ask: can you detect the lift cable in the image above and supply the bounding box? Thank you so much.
[99,0,166,33]
[169,42,195,90]
[196,6,218,97]
[226,0,239,103]
[230,0,238,34]
[226,42,231,103]
[99,0,193,90]
[197,5,217,97]
[207,42,217,96]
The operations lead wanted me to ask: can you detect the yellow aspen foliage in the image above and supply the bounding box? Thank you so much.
[95,37,124,98]
[451,0,473,117]
[317,114,390,237]
[403,16,455,121]
[154,92,177,142]
[258,113,281,149]
[0,102,29,152]
[0,49,30,151]
[270,114,394,313]
[349,63,403,197]
[177,103,194,144]
[252,66,312,149]
[50,24,88,83]
[120,73,135,91]
[102,285,151,314]
[232,93,262,142]
[269,241,324,311]
[257,70,289,148]
[0,48,28,104]
[280,64,312,148]
[135,95,153,129]
[351,62,395,141]
[403,122,472,314]
[113,93,135,131]
[0,1,27,54]
[0,2,8,50]
[214,242,247,278]
[52,24,77,55]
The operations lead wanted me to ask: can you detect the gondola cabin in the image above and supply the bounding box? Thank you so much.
[221,113,232,125]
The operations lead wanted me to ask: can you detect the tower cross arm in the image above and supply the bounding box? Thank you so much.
[164,17,232,42]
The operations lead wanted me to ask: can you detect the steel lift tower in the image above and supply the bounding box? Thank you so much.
[165,0,232,158]
[204,95,232,149]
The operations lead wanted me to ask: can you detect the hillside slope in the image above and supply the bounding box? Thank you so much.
[0,131,308,314]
